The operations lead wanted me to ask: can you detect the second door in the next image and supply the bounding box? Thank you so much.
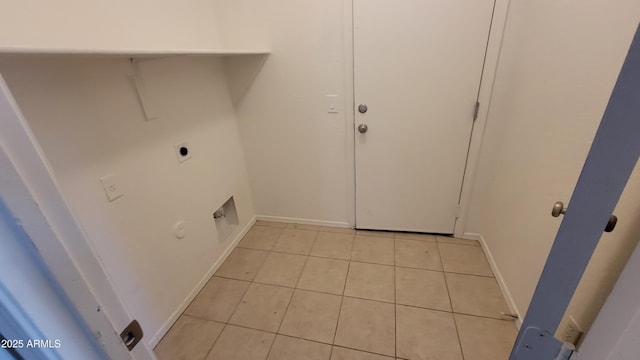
[354,0,495,233]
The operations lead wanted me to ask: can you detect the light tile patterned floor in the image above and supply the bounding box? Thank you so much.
[155,221,518,360]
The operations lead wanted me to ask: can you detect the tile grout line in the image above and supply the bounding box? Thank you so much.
[294,230,321,288]
[393,236,398,359]
[184,296,515,325]
[202,322,227,360]
[208,228,275,358]
[329,235,355,359]
[235,246,495,278]
[215,271,506,321]
[304,231,342,360]
[276,230,320,335]
[213,251,504,320]
[332,343,400,359]
[262,328,278,359]
[202,273,254,358]
[438,242,466,360]
[217,277,253,324]
[262,331,278,360]
[208,321,399,359]
[439,270,495,279]
[265,229,320,360]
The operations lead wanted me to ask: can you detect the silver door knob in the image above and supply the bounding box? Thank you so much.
[358,104,368,113]
[551,201,617,232]
[358,124,368,133]
[551,201,566,217]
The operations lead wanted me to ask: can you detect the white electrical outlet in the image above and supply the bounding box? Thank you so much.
[563,316,584,346]
[100,174,124,202]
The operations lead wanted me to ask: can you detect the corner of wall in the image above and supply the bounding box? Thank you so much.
[463,232,522,327]
[149,215,257,347]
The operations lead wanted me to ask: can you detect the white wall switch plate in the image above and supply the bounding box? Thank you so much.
[326,94,339,114]
[100,174,124,202]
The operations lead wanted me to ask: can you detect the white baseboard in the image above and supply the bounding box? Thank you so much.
[149,215,257,347]
[256,215,351,228]
[463,232,522,327]
[460,232,483,241]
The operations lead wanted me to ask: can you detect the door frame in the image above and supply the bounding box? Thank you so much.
[343,0,513,236]
[0,76,156,360]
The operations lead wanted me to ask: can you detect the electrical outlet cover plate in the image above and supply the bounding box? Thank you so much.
[100,174,124,202]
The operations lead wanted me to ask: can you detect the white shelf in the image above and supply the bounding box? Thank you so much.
[0,46,270,57]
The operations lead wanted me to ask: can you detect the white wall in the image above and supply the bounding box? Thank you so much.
[466,0,640,336]
[214,0,354,226]
[0,0,223,51]
[0,56,256,345]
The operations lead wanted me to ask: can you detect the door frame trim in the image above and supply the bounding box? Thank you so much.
[344,0,513,235]
[453,0,512,238]
[344,0,357,228]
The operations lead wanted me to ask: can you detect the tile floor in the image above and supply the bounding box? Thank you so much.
[154,221,518,360]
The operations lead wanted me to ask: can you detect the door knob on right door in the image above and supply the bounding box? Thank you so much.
[357,124,368,134]
[605,215,618,232]
[551,201,617,232]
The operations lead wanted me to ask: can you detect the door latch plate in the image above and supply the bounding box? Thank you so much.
[120,320,143,351]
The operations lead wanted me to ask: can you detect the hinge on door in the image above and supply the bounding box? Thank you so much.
[473,101,480,121]
[512,327,575,360]
[455,205,462,218]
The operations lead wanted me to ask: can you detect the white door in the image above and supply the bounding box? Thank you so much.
[0,76,156,360]
[354,0,495,233]
[0,200,107,360]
